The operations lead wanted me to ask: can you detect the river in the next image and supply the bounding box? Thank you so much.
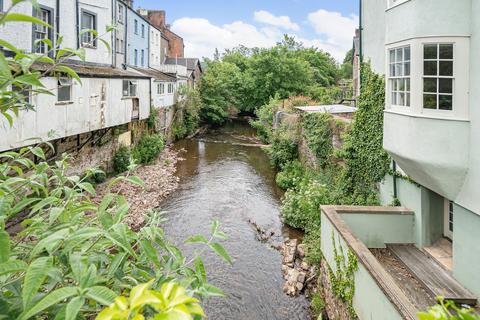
[159,120,310,320]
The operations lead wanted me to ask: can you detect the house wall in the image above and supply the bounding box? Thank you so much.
[149,27,162,69]
[160,36,169,64]
[453,204,480,298]
[361,0,386,73]
[0,77,150,151]
[114,0,127,68]
[152,80,175,108]
[126,7,149,67]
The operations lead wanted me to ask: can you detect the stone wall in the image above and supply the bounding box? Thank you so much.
[319,260,354,320]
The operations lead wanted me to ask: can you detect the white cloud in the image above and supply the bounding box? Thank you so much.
[307,10,358,59]
[171,9,358,62]
[253,10,300,31]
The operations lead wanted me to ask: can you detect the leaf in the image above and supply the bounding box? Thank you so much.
[202,284,225,297]
[15,74,44,88]
[78,182,96,195]
[125,176,145,188]
[85,286,117,306]
[0,259,28,275]
[19,287,78,320]
[54,65,82,84]
[22,257,53,309]
[184,235,208,245]
[194,257,206,283]
[0,13,52,27]
[0,231,10,263]
[65,296,85,320]
[140,239,160,268]
[209,243,233,265]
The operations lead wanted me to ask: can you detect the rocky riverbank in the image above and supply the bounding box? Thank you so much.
[282,238,318,298]
[95,147,182,230]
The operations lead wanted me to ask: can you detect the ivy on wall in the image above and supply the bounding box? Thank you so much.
[340,63,390,204]
[302,113,333,167]
[329,231,359,319]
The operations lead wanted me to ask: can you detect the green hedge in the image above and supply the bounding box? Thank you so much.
[133,134,165,165]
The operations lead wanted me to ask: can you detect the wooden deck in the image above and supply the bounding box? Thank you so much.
[388,244,477,306]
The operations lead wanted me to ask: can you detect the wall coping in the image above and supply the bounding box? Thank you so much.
[321,205,418,320]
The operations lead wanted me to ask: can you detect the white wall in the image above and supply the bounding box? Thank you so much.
[361,0,386,74]
[149,27,162,70]
[0,77,150,151]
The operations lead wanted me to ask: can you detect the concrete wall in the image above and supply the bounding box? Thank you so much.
[114,0,127,68]
[340,213,415,248]
[126,7,149,67]
[0,77,150,151]
[453,204,480,298]
[321,211,406,320]
[149,27,162,69]
[361,0,386,73]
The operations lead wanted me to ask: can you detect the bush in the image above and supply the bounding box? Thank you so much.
[113,146,131,173]
[311,291,326,319]
[268,128,298,169]
[304,227,321,265]
[281,178,330,230]
[276,160,310,191]
[133,134,165,165]
[83,168,107,185]
[303,113,333,167]
[147,106,159,130]
[249,96,280,143]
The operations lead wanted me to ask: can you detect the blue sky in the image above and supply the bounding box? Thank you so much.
[134,0,359,61]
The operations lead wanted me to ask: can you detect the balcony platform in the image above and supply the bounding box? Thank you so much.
[387,244,477,306]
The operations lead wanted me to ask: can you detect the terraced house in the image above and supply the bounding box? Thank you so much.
[319,0,480,319]
[0,0,202,169]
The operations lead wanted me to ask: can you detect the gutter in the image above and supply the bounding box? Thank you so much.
[76,0,80,49]
[56,0,60,50]
[111,0,115,67]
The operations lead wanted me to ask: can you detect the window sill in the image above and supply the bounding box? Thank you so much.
[81,44,97,49]
[384,109,469,122]
[55,101,74,105]
[122,96,138,100]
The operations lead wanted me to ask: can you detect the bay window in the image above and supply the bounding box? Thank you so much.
[389,46,410,107]
[423,44,454,111]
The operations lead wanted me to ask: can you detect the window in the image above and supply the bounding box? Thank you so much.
[81,10,96,47]
[33,8,52,54]
[167,83,174,94]
[57,78,72,102]
[141,24,145,38]
[117,3,124,23]
[134,20,138,34]
[423,43,454,111]
[157,83,165,94]
[134,49,138,66]
[12,85,31,104]
[116,37,124,54]
[141,50,144,66]
[389,46,410,107]
[123,80,137,97]
[0,0,3,12]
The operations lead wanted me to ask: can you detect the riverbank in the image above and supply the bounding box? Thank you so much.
[94,147,182,230]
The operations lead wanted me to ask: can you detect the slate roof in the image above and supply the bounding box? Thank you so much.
[164,57,202,72]
[130,66,177,81]
[295,105,358,114]
[33,62,151,79]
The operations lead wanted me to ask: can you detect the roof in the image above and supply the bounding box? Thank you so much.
[130,66,177,81]
[164,57,202,72]
[295,105,358,114]
[32,62,151,79]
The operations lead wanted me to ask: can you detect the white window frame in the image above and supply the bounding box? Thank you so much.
[80,10,97,48]
[33,7,52,54]
[57,78,73,102]
[385,37,469,120]
[388,45,411,108]
[157,83,165,95]
[167,83,174,94]
[123,80,137,97]
[117,3,124,24]
[422,43,454,111]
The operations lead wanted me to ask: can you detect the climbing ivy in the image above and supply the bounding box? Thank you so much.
[340,63,390,205]
[329,232,359,319]
[302,113,333,167]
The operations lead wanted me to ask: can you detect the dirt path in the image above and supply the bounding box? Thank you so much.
[95,147,183,230]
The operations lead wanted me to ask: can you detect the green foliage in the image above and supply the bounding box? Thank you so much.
[249,96,280,143]
[311,291,326,319]
[340,63,389,204]
[275,160,310,191]
[303,113,334,167]
[113,146,132,173]
[147,107,159,130]
[304,227,321,265]
[199,60,243,125]
[329,232,358,318]
[418,297,480,320]
[173,87,201,140]
[96,281,205,320]
[83,168,107,185]
[339,49,354,80]
[267,126,299,169]
[133,134,165,165]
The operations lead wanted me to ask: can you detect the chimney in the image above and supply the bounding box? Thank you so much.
[126,0,134,7]
[147,10,166,29]
[137,8,148,17]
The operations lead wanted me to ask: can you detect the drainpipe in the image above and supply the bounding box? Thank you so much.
[393,161,398,199]
[124,7,128,67]
[55,0,60,49]
[111,0,115,67]
[75,0,80,49]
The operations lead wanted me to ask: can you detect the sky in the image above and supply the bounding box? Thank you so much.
[134,0,359,62]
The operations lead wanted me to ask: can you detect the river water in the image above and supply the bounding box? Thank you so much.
[159,120,311,319]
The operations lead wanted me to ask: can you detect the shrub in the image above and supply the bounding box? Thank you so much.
[268,127,299,169]
[249,96,280,143]
[281,178,330,230]
[303,113,333,167]
[113,146,131,173]
[147,106,159,130]
[133,134,165,165]
[276,160,310,191]
[83,168,107,185]
[304,227,322,265]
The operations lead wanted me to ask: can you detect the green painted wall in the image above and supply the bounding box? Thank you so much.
[321,212,406,320]
[341,213,415,248]
[453,204,480,298]
[379,174,443,248]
